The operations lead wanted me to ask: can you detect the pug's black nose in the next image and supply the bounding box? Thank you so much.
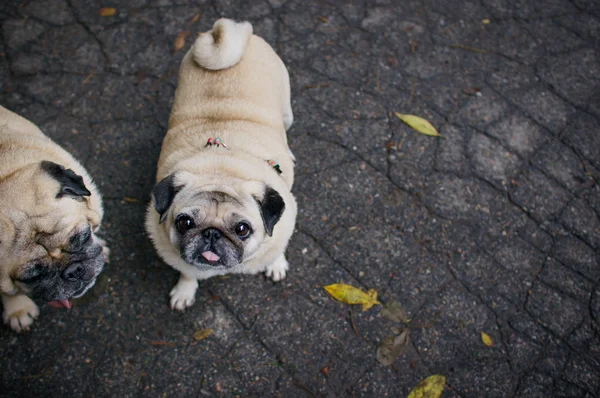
[62,263,86,282]
[202,228,221,242]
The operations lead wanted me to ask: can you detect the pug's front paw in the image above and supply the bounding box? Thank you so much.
[265,255,288,282]
[169,275,198,311]
[2,294,40,332]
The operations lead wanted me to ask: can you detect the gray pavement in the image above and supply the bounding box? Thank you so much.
[1,0,599,397]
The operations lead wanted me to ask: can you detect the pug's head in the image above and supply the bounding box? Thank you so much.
[151,172,287,270]
[0,161,105,307]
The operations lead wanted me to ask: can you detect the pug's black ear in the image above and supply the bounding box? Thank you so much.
[41,161,91,199]
[152,174,181,224]
[256,186,285,237]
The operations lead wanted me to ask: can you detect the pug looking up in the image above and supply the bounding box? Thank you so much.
[146,18,297,310]
[0,106,107,332]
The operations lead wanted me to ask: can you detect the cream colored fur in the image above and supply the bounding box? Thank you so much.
[146,18,297,310]
[192,19,253,70]
[0,105,104,331]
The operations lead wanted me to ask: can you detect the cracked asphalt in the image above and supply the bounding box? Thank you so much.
[1,0,599,397]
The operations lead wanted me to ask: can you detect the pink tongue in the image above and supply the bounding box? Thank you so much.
[202,251,220,262]
[48,299,72,309]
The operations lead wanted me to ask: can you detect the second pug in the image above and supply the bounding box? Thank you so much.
[146,18,297,310]
[0,105,107,332]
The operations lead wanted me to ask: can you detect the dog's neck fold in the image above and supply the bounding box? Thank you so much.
[203,136,283,176]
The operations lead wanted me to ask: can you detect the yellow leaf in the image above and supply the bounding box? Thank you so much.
[99,7,116,17]
[407,375,446,398]
[122,196,140,203]
[323,284,380,311]
[364,289,379,311]
[394,113,441,137]
[481,19,490,24]
[481,331,493,347]
[173,31,190,52]
[192,328,213,341]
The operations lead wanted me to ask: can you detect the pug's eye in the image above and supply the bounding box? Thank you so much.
[176,215,195,231]
[67,226,91,253]
[18,264,46,283]
[234,222,252,239]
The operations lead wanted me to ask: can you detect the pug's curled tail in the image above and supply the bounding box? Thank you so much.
[192,18,253,70]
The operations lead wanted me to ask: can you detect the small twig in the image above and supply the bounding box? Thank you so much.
[349,309,360,338]
[449,44,487,54]
[20,370,52,380]
[82,72,94,85]
[349,309,370,343]
[122,196,141,203]
[410,39,417,53]
[302,83,330,90]
[149,340,176,347]
[136,371,147,386]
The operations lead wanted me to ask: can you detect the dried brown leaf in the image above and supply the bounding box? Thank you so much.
[462,87,481,95]
[99,7,116,17]
[380,300,411,324]
[173,31,190,52]
[187,13,200,25]
[376,329,410,366]
[173,30,190,53]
